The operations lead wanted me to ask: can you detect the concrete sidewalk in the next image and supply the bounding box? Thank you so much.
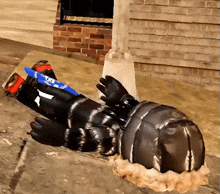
[0,38,219,194]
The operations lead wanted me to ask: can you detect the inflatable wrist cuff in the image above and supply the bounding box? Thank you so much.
[119,94,139,111]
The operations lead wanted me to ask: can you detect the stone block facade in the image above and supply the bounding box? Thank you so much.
[53,0,112,65]
[129,0,219,90]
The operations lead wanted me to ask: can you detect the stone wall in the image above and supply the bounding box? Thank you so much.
[129,0,219,90]
[53,0,112,65]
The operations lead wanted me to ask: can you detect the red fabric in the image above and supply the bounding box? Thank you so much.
[7,75,24,94]
[35,64,52,72]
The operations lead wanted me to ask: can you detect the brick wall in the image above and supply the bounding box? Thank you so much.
[53,0,112,65]
[129,0,219,90]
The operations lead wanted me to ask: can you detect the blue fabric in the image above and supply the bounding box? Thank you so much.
[24,67,79,96]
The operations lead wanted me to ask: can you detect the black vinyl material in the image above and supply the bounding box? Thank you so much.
[120,101,205,173]
[11,62,205,174]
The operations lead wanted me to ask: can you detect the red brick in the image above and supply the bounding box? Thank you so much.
[68,37,81,42]
[65,23,83,27]
[104,34,112,39]
[83,39,100,44]
[90,34,105,39]
[104,41,112,47]
[59,41,75,48]
[98,29,112,35]
[53,31,60,36]
[53,36,67,41]
[82,38,110,44]
[68,27,82,32]
[60,31,69,36]
[83,28,98,34]
[54,25,67,31]
[55,19,60,25]
[82,39,92,44]
[94,55,100,59]
[67,48,81,53]
[82,48,97,56]
[97,50,109,55]
[104,46,112,50]
[66,42,76,48]
[57,41,66,47]
[74,43,88,48]
[66,32,76,36]
[90,44,104,49]
[53,41,59,46]
[54,46,67,52]
[72,33,90,38]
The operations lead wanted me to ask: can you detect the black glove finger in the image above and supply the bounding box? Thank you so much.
[35,117,49,125]
[105,75,115,82]
[100,96,109,103]
[37,83,73,101]
[96,84,106,94]
[30,130,48,145]
[30,130,41,141]
[30,121,43,133]
[99,77,108,86]
[106,75,127,89]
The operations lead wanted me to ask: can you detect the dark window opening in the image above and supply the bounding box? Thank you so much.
[60,0,114,26]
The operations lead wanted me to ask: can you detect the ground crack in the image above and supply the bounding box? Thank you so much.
[17,139,27,160]
[8,138,30,193]
[9,165,25,193]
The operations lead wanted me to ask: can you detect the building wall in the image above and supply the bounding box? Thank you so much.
[53,0,112,65]
[53,0,219,90]
[129,0,219,90]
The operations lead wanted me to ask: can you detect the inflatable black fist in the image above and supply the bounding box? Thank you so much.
[30,117,66,146]
[96,75,128,106]
[97,75,139,123]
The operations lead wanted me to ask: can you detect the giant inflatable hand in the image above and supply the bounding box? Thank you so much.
[96,75,128,105]
[30,117,67,146]
[97,75,139,123]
